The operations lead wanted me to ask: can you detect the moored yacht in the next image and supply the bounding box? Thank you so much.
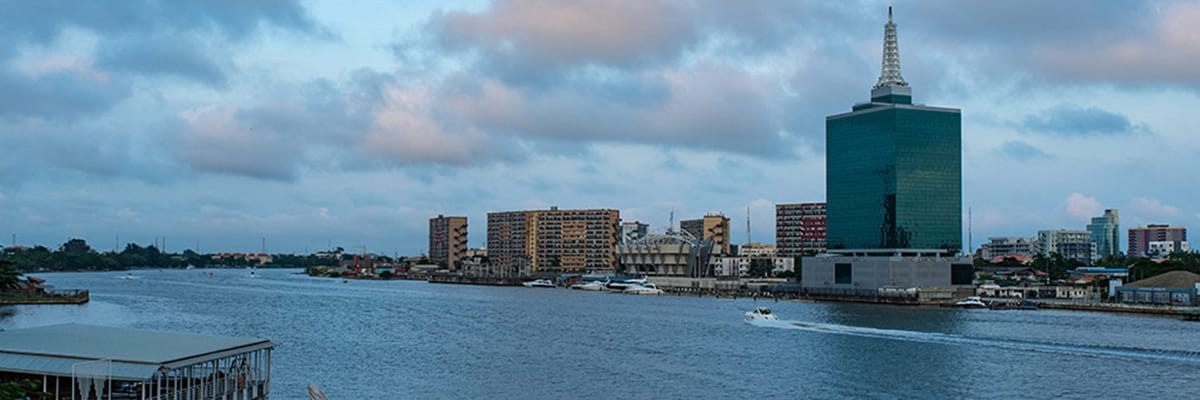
[745,307,778,321]
[570,281,607,291]
[954,296,988,309]
[522,279,556,288]
[622,283,663,295]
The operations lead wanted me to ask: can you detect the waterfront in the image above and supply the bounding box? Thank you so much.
[3,269,1199,399]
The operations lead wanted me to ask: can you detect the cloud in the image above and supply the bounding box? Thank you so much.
[427,0,698,84]
[998,140,1051,161]
[96,34,227,87]
[1129,197,1182,220]
[172,105,302,181]
[0,67,129,121]
[1021,105,1135,136]
[1064,193,1102,221]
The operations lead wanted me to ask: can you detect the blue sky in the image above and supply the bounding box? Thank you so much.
[2,0,1198,255]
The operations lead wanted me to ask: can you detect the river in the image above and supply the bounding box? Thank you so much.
[2,269,1198,399]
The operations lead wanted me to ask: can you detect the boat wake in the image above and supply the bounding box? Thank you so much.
[749,319,1200,365]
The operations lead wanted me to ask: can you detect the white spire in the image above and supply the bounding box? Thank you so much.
[873,6,908,90]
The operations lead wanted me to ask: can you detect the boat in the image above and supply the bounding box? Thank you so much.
[605,277,648,291]
[120,273,135,280]
[622,283,663,295]
[745,307,779,321]
[1018,300,1039,310]
[570,281,607,291]
[954,296,988,309]
[522,279,556,288]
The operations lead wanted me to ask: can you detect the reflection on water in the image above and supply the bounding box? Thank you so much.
[3,269,1199,399]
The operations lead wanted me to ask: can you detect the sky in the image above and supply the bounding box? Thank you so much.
[2,0,1199,256]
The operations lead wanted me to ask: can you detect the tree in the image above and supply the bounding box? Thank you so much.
[0,260,21,289]
[60,238,93,255]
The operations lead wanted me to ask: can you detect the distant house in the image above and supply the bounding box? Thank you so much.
[1115,271,1200,306]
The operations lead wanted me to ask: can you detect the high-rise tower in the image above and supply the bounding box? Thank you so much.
[825,7,963,252]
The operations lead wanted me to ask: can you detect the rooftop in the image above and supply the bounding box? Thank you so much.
[1126,270,1200,289]
[0,323,272,380]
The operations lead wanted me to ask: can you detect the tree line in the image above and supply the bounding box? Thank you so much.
[1,238,339,272]
[976,251,1200,281]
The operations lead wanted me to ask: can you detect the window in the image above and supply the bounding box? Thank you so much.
[950,263,973,285]
[835,263,852,284]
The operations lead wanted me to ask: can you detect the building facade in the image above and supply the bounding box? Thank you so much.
[1037,229,1096,264]
[978,237,1038,260]
[429,215,468,269]
[776,202,827,256]
[617,234,714,277]
[486,211,530,276]
[620,221,649,244]
[1087,209,1120,258]
[1128,225,1187,258]
[486,207,620,274]
[824,8,961,253]
[680,215,731,255]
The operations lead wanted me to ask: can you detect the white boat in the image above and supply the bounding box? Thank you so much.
[522,279,556,288]
[622,283,663,295]
[570,281,607,291]
[745,307,778,321]
[120,273,135,280]
[954,296,988,309]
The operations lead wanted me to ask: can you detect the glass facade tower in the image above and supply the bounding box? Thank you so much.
[825,7,962,252]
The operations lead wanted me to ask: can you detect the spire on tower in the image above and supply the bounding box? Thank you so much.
[874,6,907,90]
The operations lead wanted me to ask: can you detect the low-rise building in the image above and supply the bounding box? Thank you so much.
[1115,270,1200,306]
[801,249,974,294]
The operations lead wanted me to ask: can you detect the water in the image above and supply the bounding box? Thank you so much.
[3,269,1199,399]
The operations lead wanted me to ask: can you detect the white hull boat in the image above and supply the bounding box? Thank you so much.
[522,279,556,288]
[745,307,779,322]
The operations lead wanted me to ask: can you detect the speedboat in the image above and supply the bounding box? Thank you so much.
[622,283,663,295]
[745,307,778,321]
[954,296,988,309]
[522,279,556,288]
[570,281,607,291]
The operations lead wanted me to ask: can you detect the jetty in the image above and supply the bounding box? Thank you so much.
[0,289,90,305]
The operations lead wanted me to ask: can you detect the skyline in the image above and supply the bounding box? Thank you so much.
[3,1,1199,255]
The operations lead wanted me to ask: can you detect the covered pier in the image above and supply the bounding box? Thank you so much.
[0,323,273,399]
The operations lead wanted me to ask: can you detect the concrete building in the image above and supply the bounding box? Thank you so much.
[1128,225,1187,258]
[429,214,468,269]
[824,9,961,252]
[486,210,531,276]
[776,202,827,256]
[620,221,649,244]
[802,249,974,294]
[1148,241,1190,257]
[978,237,1038,260]
[680,214,731,255]
[1037,229,1097,264]
[1116,270,1200,306]
[618,234,714,277]
[803,8,966,293]
[1087,209,1120,258]
[486,207,620,275]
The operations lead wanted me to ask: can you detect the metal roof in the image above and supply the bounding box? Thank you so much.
[0,323,273,380]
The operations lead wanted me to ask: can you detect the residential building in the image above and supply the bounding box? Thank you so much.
[486,207,620,275]
[620,221,649,244]
[776,202,827,256]
[680,215,731,255]
[1087,209,1120,258]
[1037,229,1097,264]
[1128,225,1187,258]
[978,237,1038,260]
[824,8,961,253]
[429,215,468,269]
[486,211,530,276]
[1148,241,1190,257]
[803,8,970,293]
